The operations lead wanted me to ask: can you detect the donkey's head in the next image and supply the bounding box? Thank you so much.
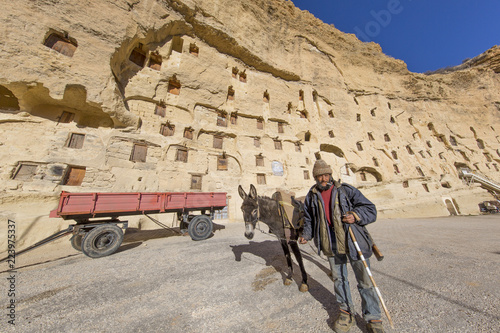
[238,184,259,240]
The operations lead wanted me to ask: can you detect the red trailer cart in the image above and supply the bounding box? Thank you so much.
[1,191,227,261]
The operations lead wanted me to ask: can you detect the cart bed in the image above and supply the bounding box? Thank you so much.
[50,191,227,220]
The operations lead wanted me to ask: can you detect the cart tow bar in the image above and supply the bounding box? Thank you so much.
[0,225,75,264]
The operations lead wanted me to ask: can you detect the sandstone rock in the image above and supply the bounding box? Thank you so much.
[0,0,499,250]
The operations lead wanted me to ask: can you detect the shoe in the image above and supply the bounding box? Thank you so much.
[366,320,384,333]
[333,309,354,333]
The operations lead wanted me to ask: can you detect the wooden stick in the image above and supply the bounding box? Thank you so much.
[372,244,384,261]
[348,226,394,328]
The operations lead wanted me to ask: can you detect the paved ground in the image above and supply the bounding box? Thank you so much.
[1,215,499,332]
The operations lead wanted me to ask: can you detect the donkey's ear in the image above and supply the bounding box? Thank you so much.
[249,184,257,199]
[291,196,304,208]
[238,185,247,200]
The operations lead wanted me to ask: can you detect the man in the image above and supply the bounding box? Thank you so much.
[299,159,384,333]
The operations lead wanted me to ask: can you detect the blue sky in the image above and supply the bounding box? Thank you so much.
[291,0,500,73]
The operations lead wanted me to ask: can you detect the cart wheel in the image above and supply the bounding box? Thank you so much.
[188,215,213,241]
[70,234,84,252]
[81,224,124,258]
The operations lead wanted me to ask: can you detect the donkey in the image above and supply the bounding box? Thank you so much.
[238,184,309,292]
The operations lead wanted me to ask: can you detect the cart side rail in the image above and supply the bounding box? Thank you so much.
[50,191,227,219]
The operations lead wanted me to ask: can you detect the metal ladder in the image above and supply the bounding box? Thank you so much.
[460,168,500,194]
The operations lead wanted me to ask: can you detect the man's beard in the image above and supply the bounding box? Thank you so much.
[316,177,333,191]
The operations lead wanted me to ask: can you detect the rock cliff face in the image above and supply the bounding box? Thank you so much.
[428,45,500,74]
[1,0,500,248]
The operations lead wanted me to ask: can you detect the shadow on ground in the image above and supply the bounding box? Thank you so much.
[123,222,226,243]
[0,223,226,272]
[229,239,376,331]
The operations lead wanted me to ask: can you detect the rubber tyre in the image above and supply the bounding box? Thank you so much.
[81,224,124,258]
[70,234,84,252]
[188,215,213,241]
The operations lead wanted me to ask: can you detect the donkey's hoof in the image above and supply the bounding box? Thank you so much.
[299,283,309,292]
[284,278,293,286]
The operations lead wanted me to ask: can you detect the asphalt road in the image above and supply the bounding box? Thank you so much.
[1,215,499,332]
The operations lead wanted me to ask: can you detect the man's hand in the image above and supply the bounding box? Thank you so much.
[342,213,355,224]
[298,237,308,244]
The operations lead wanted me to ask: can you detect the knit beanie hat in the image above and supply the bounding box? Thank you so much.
[312,159,333,178]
